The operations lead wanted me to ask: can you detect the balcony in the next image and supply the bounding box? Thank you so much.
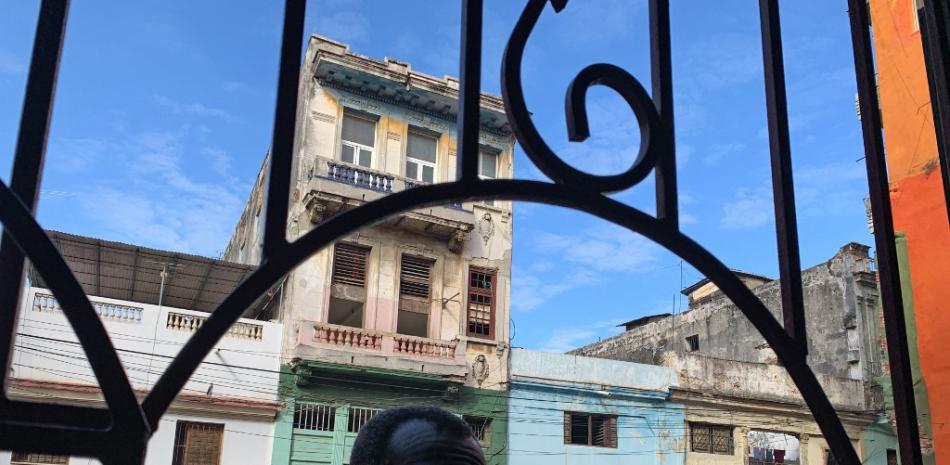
[296,322,468,381]
[304,158,475,252]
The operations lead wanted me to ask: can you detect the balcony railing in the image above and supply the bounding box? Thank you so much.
[306,322,462,362]
[166,311,264,341]
[33,292,144,323]
[320,160,469,211]
[326,161,394,193]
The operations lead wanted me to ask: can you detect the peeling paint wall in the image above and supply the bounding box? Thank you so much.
[572,243,883,390]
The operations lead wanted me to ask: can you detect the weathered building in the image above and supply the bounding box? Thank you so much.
[661,352,896,465]
[223,36,514,465]
[867,1,946,463]
[2,232,282,465]
[572,243,883,384]
[507,349,685,465]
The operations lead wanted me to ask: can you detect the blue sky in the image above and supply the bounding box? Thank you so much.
[0,1,872,352]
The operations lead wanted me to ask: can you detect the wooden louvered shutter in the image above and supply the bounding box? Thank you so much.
[606,416,618,448]
[563,412,572,444]
[332,243,369,287]
[400,255,433,299]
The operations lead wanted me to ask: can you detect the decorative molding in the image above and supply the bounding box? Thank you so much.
[310,111,336,124]
[472,354,490,386]
[387,131,401,141]
[478,213,494,246]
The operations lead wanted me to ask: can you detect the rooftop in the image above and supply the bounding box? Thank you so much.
[28,231,257,314]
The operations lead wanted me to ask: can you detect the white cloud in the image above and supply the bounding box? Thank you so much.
[311,1,371,45]
[0,49,24,76]
[533,225,659,273]
[704,142,747,165]
[202,147,233,178]
[74,131,245,256]
[221,81,246,93]
[153,95,237,122]
[534,320,622,353]
[512,268,598,312]
[720,186,773,230]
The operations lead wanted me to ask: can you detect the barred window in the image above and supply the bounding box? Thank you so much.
[563,412,617,448]
[464,415,493,445]
[172,421,224,465]
[467,267,496,338]
[347,407,382,433]
[11,452,69,464]
[690,423,733,455]
[294,403,336,431]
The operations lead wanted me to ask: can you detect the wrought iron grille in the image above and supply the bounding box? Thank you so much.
[0,0,935,464]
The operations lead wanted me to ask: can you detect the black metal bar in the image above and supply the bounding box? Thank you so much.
[848,2,924,465]
[0,0,69,400]
[457,0,484,183]
[142,0,307,429]
[758,0,807,351]
[262,0,306,259]
[919,0,950,226]
[649,0,678,228]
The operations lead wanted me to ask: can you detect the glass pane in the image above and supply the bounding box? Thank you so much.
[407,132,438,163]
[358,149,372,167]
[341,144,355,163]
[479,151,497,178]
[342,113,376,147]
[406,161,418,180]
[422,165,434,183]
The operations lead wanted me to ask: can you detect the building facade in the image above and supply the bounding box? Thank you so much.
[223,36,515,465]
[867,1,948,463]
[2,232,282,465]
[507,349,684,465]
[572,243,884,385]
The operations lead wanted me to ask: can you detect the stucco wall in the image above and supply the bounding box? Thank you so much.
[572,244,883,387]
[508,350,684,465]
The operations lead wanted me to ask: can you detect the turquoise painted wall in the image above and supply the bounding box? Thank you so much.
[508,350,685,465]
[862,417,900,465]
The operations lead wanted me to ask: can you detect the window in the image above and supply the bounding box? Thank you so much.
[886,449,898,465]
[398,255,434,337]
[341,112,375,167]
[406,131,438,183]
[478,150,499,206]
[464,416,493,445]
[563,412,617,448]
[467,267,496,338]
[329,243,370,327]
[172,421,224,465]
[294,403,336,431]
[347,407,381,433]
[690,423,733,455]
[10,453,69,465]
[686,334,699,352]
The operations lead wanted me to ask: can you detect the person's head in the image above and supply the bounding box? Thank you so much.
[350,405,485,465]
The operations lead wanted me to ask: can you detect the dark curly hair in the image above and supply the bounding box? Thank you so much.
[349,405,479,465]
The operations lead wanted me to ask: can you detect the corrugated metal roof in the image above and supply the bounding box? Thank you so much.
[28,231,257,314]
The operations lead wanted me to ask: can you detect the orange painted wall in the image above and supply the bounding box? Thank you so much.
[870,0,950,462]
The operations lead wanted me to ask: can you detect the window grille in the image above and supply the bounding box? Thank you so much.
[347,407,381,433]
[467,268,496,338]
[332,243,369,287]
[464,416,493,445]
[563,412,617,448]
[293,403,336,432]
[686,334,700,352]
[690,423,733,455]
[10,452,69,465]
[172,421,224,465]
[400,255,433,298]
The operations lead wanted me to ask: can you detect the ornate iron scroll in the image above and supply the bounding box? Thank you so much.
[0,1,923,464]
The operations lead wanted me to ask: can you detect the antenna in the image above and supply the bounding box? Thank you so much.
[144,260,184,307]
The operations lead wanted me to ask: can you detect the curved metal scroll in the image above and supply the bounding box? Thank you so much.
[0,0,909,464]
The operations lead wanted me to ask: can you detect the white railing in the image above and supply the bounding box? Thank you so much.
[310,322,460,361]
[166,311,264,341]
[33,292,144,323]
